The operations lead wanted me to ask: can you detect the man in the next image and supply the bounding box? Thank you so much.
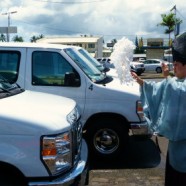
[131,31,186,186]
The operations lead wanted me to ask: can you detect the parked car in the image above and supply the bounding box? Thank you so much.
[130,61,145,75]
[0,42,151,160]
[0,76,88,185]
[143,59,173,73]
[97,58,145,76]
[96,57,115,68]
[139,58,146,62]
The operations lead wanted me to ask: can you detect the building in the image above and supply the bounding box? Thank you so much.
[36,36,104,58]
[142,38,169,59]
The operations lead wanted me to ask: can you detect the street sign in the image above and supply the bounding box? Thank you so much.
[0,26,17,33]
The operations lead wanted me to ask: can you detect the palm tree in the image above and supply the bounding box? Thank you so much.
[12,35,24,42]
[30,34,44,42]
[30,35,38,43]
[38,34,44,39]
[157,12,182,47]
[0,34,6,42]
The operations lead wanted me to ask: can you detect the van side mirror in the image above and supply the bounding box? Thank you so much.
[64,72,80,87]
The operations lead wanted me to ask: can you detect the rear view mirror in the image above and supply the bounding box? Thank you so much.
[64,72,80,87]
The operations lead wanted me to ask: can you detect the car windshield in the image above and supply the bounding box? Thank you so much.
[78,48,105,72]
[64,48,106,83]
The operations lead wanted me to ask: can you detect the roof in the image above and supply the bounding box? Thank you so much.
[37,36,102,44]
[0,42,71,50]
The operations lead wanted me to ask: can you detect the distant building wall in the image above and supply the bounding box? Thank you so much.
[146,49,164,59]
[36,36,103,58]
[145,38,166,59]
[147,38,163,47]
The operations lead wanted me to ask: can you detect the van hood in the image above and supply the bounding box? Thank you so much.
[106,68,118,78]
[95,76,140,101]
[107,76,140,95]
[0,90,76,135]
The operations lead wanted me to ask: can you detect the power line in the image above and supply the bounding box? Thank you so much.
[12,18,167,39]
[170,5,185,20]
[176,9,186,20]
[32,0,110,4]
[12,19,150,37]
[13,18,86,34]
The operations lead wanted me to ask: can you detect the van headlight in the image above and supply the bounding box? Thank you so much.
[136,100,146,121]
[41,132,72,176]
[67,107,80,125]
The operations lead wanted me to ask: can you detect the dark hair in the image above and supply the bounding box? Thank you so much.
[172,32,186,65]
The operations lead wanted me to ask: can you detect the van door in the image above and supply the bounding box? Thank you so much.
[25,49,87,115]
[0,48,26,87]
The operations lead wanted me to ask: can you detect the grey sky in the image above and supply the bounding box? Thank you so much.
[0,0,185,43]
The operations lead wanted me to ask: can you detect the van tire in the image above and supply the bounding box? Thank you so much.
[0,163,27,186]
[85,118,129,159]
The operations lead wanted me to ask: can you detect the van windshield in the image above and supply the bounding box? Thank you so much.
[78,48,105,72]
[64,48,105,83]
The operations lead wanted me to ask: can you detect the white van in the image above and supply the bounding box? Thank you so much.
[0,75,88,185]
[0,42,151,159]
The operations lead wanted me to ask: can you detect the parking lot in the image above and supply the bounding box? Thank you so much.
[88,136,168,186]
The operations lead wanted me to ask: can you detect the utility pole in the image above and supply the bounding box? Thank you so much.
[170,5,179,37]
[170,5,176,14]
[2,11,17,42]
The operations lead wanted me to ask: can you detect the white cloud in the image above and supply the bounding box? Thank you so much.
[0,0,185,43]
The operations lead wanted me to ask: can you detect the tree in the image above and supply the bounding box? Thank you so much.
[111,38,117,45]
[12,35,24,42]
[157,12,182,47]
[38,34,44,39]
[30,35,38,43]
[139,37,143,48]
[30,34,44,43]
[135,36,138,48]
[0,34,6,42]
[134,37,145,54]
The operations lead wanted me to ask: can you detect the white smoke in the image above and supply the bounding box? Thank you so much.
[110,37,136,84]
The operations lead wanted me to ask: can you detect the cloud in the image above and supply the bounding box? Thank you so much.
[0,0,185,43]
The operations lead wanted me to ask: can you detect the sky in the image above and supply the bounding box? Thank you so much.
[0,0,186,44]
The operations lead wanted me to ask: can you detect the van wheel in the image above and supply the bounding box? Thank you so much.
[0,165,27,186]
[85,118,129,159]
[0,176,27,186]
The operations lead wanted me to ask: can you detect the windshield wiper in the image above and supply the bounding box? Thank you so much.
[0,87,11,93]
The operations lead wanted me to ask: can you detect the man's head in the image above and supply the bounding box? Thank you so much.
[172,32,186,78]
[172,32,186,65]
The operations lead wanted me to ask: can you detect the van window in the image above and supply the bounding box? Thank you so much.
[32,51,80,87]
[64,48,105,83]
[0,51,20,83]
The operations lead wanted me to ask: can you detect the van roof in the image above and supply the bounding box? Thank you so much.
[0,42,70,50]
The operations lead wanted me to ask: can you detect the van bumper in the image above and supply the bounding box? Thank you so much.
[130,121,151,136]
[28,139,89,186]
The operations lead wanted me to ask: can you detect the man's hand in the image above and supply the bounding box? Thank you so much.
[162,63,169,78]
[131,71,144,86]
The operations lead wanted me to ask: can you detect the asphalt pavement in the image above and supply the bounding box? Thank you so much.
[140,72,164,79]
[88,136,168,186]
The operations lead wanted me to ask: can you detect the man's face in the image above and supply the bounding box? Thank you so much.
[173,61,186,78]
